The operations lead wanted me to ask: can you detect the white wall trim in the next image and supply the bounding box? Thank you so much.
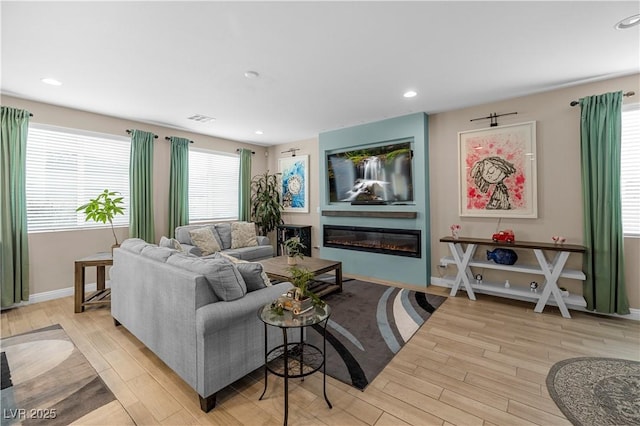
[430,276,640,321]
[28,282,110,304]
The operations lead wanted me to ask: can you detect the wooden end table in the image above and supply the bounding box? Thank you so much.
[74,252,113,313]
[260,256,342,298]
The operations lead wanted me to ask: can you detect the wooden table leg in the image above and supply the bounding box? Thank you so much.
[74,263,85,313]
[97,265,106,291]
[335,263,343,293]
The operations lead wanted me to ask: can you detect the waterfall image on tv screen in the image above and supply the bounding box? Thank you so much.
[327,141,413,203]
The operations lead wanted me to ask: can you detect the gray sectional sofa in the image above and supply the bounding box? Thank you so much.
[110,237,292,412]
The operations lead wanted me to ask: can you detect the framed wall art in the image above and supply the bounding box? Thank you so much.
[458,121,537,218]
[278,155,309,213]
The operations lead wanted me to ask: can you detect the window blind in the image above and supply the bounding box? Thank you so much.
[189,148,239,222]
[26,123,130,232]
[621,104,640,236]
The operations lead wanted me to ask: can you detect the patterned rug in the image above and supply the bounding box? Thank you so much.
[306,279,445,390]
[1,324,133,425]
[546,357,640,426]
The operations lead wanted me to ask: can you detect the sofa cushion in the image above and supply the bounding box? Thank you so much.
[214,252,271,291]
[231,222,258,249]
[120,238,152,254]
[141,245,178,262]
[214,223,232,249]
[166,255,247,301]
[189,227,222,256]
[224,245,274,261]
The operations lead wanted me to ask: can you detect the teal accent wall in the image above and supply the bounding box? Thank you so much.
[319,113,430,287]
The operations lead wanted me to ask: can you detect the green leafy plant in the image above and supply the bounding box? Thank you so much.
[251,171,284,236]
[283,237,306,259]
[288,266,325,308]
[76,189,125,245]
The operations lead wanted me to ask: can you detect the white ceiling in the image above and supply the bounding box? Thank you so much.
[2,1,639,146]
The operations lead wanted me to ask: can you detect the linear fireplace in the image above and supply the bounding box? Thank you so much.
[323,225,421,258]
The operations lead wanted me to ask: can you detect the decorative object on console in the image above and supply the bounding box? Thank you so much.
[458,121,537,218]
[530,281,539,292]
[492,229,515,243]
[486,248,518,265]
[278,154,309,213]
[559,286,569,297]
[251,171,284,236]
[552,236,566,244]
[475,273,483,284]
[450,224,461,239]
[76,189,125,250]
[504,279,511,289]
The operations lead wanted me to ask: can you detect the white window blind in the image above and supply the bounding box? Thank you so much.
[189,148,239,222]
[26,123,130,232]
[621,104,640,236]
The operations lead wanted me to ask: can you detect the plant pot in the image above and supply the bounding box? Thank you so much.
[287,256,297,266]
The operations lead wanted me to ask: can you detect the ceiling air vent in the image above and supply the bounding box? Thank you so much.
[187,114,215,123]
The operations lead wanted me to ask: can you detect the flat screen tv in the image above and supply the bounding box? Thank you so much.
[327,140,414,203]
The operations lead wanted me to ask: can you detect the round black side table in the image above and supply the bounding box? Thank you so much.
[258,303,332,425]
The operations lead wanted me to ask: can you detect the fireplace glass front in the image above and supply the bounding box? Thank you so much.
[323,225,421,258]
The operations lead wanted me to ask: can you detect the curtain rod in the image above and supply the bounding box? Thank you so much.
[126,129,158,139]
[570,91,635,106]
[236,148,255,154]
[165,136,193,144]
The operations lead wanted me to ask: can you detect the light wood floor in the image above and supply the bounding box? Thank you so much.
[2,287,639,425]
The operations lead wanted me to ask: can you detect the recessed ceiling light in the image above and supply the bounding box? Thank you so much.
[255,130,264,135]
[244,71,260,79]
[615,14,640,29]
[41,77,62,86]
[403,90,417,98]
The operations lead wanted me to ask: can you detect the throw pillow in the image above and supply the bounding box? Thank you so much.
[166,255,247,301]
[214,252,272,289]
[189,227,222,256]
[159,236,185,252]
[231,222,258,249]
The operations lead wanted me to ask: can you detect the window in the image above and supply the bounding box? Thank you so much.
[189,148,239,222]
[26,124,130,232]
[621,104,640,236]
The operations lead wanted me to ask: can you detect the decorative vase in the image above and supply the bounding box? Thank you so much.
[486,248,518,265]
[287,256,297,266]
[452,230,459,240]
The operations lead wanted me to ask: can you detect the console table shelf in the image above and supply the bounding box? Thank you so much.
[439,236,587,318]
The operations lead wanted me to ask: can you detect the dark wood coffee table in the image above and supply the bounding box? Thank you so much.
[260,256,342,298]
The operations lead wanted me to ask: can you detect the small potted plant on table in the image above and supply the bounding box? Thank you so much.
[273,265,325,315]
[283,237,306,265]
[76,189,125,252]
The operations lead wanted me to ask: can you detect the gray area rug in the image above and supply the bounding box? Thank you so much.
[306,279,445,390]
[0,324,130,425]
[546,357,640,426]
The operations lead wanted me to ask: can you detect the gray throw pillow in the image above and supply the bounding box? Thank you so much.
[214,223,232,249]
[167,255,247,301]
[213,252,272,290]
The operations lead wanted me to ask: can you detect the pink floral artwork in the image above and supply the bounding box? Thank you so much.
[459,122,537,218]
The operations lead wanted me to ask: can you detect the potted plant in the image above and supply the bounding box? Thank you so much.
[76,189,125,251]
[283,237,306,265]
[288,266,325,308]
[251,171,284,236]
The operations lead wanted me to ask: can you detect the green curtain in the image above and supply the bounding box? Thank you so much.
[129,129,155,243]
[1,106,30,307]
[579,91,629,314]
[238,148,252,221]
[168,137,189,238]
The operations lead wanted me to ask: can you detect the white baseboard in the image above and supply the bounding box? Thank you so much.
[28,282,110,304]
[430,276,640,321]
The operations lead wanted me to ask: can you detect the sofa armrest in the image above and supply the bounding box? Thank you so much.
[256,236,270,246]
[196,282,292,336]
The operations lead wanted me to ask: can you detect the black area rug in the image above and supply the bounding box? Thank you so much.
[0,324,131,425]
[306,279,445,390]
[546,357,640,426]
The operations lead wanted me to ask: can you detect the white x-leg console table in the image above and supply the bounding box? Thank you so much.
[439,236,587,318]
